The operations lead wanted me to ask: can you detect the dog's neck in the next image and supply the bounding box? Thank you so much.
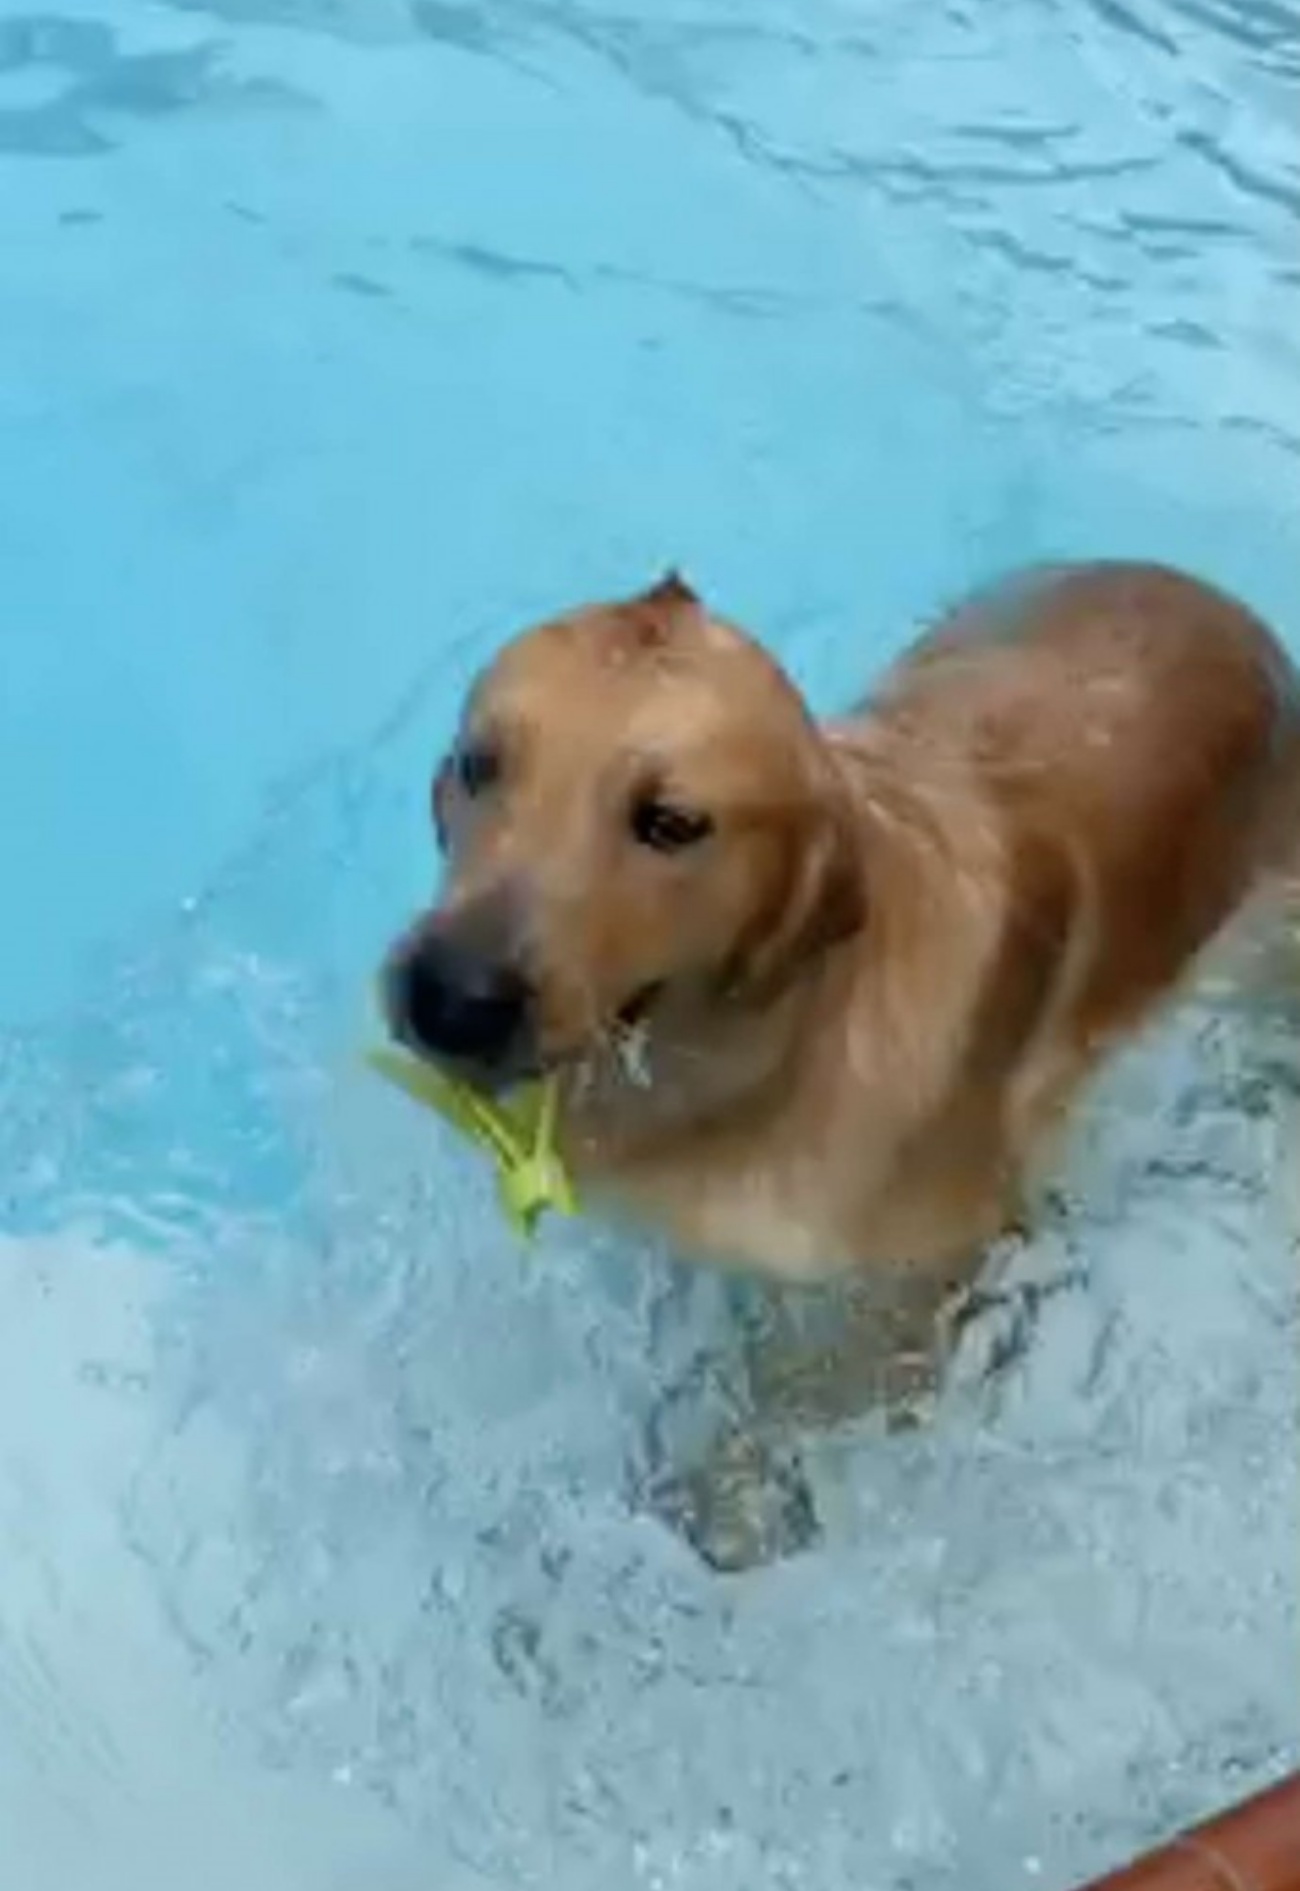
[557,962,830,1163]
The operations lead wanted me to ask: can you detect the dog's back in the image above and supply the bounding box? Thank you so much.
[831,563,1300,1235]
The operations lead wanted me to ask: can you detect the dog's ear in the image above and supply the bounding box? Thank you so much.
[729,792,864,1005]
[643,569,699,608]
[621,571,707,652]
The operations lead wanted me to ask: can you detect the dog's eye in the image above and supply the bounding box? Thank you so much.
[456,742,500,798]
[630,797,713,853]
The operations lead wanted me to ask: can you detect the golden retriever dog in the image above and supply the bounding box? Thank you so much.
[383,562,1300,1559]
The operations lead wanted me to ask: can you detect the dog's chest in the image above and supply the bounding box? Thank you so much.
[591,1138,865,1284]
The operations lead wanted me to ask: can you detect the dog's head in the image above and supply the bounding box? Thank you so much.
[384,576,862,1090]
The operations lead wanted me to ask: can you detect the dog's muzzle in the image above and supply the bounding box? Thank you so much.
[384,926,536,1089]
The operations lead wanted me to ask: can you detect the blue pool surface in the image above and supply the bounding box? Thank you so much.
[2,2,1299,1886]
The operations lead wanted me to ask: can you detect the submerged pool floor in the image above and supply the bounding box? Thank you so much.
[2,2,1299,1887]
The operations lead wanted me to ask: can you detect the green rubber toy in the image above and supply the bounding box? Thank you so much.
[366,1046,578,1239]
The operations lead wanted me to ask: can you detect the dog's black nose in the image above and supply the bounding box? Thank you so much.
[387,933,532,1074]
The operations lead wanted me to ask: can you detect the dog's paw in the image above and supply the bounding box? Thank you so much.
[640,1427,821,1575]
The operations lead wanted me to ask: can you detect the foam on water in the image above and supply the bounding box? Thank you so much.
[2,0,1299,1885]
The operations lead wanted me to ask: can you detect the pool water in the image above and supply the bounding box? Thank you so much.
[2,1,1298,1886]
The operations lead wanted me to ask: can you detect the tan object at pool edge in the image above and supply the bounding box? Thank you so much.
[1076,1769,1300,1890]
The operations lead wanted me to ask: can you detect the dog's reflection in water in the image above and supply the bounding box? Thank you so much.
[633,1257,1001,1573]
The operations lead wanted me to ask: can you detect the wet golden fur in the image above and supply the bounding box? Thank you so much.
[420,562,1300,1293]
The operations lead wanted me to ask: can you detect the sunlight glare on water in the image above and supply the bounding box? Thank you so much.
[1,2,1298,1887]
